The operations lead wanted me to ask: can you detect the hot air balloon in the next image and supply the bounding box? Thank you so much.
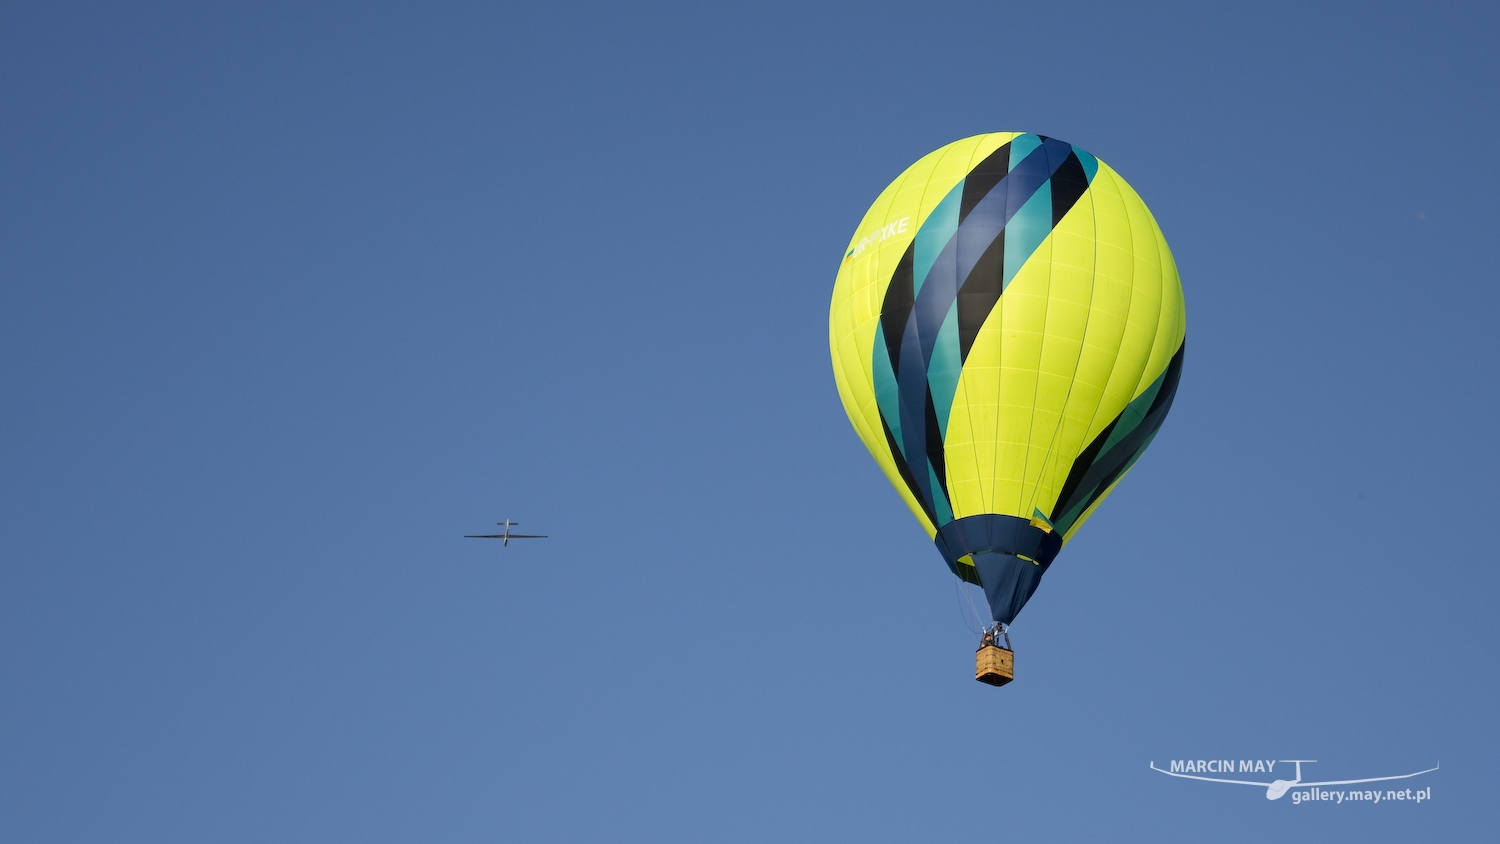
[828,133,1185,685]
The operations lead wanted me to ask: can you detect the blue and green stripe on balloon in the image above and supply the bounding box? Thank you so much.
[871,134,1182,534]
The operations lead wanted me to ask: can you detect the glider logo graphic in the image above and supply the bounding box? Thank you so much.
[1150,759,1438,803]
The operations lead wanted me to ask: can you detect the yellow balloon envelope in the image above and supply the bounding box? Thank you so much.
[829,133,1185,625]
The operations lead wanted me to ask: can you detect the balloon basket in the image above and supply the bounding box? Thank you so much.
[976,644,1014,686]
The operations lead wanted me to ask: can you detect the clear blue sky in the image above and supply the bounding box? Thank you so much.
[2,1,1495,841]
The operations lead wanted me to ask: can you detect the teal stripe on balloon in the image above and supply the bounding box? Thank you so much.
[928,464,954,524]
[913,184,962,296]
[1052,428,1159,534]
[1098,371,1166,455]
[1008,134,1042,170]
[928,306,962,439]
[871,344,904,457]
[1075,148,1099,182]
[1002,178,1055,290]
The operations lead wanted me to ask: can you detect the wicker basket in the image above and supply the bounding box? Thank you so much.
[976,644,1014,686]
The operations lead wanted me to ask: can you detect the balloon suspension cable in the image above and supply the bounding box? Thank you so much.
[954,578,985,635]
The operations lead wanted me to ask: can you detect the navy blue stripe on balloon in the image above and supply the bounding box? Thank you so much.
[892,138,1076,513]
